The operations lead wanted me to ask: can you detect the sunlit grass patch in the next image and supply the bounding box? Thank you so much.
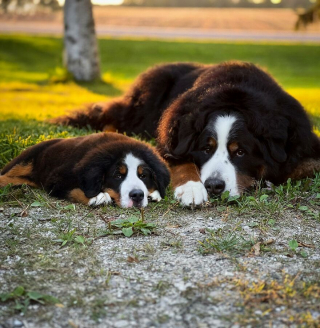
[288,87,320,131]
[0,82,107,121]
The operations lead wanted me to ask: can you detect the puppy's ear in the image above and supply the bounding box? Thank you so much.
[154,164,171,198]
[143,151,170,198]
[77,165,104,198]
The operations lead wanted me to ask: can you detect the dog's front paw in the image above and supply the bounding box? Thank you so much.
[174,181,208,206]
[88,192,112,206]
[148,190,162,202]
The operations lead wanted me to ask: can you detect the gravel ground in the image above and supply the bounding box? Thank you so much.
[1,189,319,327]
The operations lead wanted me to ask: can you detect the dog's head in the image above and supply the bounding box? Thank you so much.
[158,78,309,197]
[76,136,170,208]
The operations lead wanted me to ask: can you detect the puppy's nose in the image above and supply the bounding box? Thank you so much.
[129,189,144,204]
[204,178,226,195]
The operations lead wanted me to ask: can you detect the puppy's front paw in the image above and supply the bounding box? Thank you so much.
[88,192,112,206]
[148,190,162,202]
[174,181,208,206]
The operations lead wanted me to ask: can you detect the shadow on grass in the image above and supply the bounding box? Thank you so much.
[43,67,123,97]
[75,79,122,97]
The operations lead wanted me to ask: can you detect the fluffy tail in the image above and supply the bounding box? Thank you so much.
[50,99,128,132]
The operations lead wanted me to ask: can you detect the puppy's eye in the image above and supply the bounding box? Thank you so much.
[139,174,146,180]
[204,146,212,154]
[236,149,245,157]
[115,174,123,179]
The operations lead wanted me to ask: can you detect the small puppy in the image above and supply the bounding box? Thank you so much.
[0,133,170,208]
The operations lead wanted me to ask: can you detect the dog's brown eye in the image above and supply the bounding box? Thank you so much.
[139,174,146,179]
[115,174,123,179]
[236,149,245,157]
[204,147,212,154]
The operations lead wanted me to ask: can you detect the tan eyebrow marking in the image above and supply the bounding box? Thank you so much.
[137,165,144,175]
[119,165,127,175]
[228,142,239,153]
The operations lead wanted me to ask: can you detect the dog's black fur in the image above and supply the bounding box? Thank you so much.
[0,133,170,206]
[53,61,320,187]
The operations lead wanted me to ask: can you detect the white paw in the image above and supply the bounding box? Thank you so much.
[148,190,162,202]
[174,181,208,206]
[88,192,112,206]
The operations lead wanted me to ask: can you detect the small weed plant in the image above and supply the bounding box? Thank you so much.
[0,286,60,314]
[101,214,156,238]
[198,228,254,256]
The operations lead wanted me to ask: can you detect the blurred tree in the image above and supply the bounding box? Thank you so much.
[64,0,101,81]
[296,0,320,29]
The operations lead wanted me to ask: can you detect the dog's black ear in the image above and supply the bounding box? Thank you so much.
[266,138,287,163]
[170,113,203,158]
[250,114,289,164]
[150,161,170,198]
[77,165,104,198]
[142,150,170,198]
[154,166,170,198]
[153,163,171,198]
[172,133,196,157]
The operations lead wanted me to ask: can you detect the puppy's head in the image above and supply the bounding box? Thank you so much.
[105,153,166,208]
[77,137,170,208]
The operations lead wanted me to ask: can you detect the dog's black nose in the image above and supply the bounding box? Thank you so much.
[129,189,144,204]
[204,178,226,195]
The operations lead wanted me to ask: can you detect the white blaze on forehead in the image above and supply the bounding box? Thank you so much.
[120,153,148,208]
[200,115,239,196]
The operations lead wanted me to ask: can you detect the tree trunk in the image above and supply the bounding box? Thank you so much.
[64,0,101,81]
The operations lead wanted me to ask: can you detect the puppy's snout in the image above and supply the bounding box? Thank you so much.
[204,178,226,195]
[129,189,144,205]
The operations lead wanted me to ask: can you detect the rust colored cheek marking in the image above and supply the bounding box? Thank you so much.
[0,163,38,188]
[105,188,120,206]
[119,165,127,175]
[287,159,320,180]
[228,142,239,153]
[170,163,201,188]
[68,188,90,205]
[236,173,254,193]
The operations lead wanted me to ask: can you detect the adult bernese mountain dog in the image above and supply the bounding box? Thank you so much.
[0,133,170,208]
[53,61,320,206]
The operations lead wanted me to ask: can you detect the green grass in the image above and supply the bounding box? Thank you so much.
[1,35,320,87]
[0,34,320,166]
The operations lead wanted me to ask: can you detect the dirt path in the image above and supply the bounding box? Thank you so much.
[0,7,319,42]
[1,22,320,42]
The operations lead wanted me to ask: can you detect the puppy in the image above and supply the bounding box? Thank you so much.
[0,133,170,208]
